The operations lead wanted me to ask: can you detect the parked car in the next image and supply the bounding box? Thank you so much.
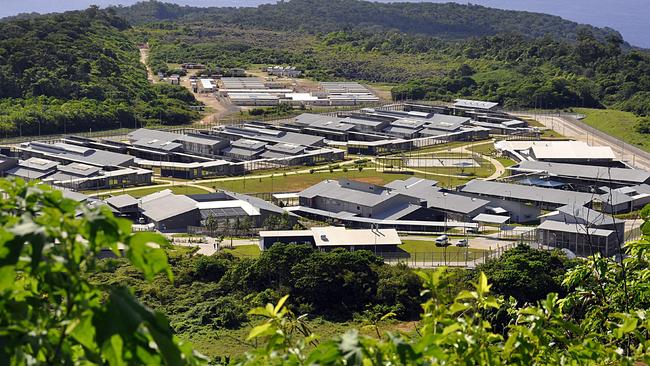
[456,239,469,247]
[434,235,449,247]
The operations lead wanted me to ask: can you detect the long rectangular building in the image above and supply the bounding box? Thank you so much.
[17,142,134,169]
[459,179,595,209]
[512,160,650,187]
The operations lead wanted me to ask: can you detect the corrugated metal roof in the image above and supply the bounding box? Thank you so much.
[106,194,139,208]
[299,179,394,205]
[460,180,594,206]
[453,99,499,110]
[515,160,650,184]
[537,220,613,237]
[140,193,197,222]
[386,178,489,214]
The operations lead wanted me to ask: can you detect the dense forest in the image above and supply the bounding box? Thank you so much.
[0,8,199,137]
[111,0,621,44]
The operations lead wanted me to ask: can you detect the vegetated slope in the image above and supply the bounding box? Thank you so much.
[0,8,199,138]
[139,17,650,113]
[112,0,621,44]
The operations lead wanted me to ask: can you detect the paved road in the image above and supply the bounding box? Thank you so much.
[516,113,650,171]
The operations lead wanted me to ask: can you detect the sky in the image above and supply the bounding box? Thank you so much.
[2,0,649,48]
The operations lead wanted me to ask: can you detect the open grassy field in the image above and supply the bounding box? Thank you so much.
[221,245,261,258]
[200,169,415,194]
[575,108,649,153]
[101,185,211,199]
[399,240,486,254]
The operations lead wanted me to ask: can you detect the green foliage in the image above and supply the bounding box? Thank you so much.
[114,0,618,44]
[636,117,650,134]
[0,9,199,137]
[391,31,649,110]
[0,178,205,364]
[240,238,650,365]
[138,11,648,114]
[475,244,573,304]
[262,212,293,231]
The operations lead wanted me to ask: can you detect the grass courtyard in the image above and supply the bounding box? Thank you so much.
[221,245,261,258]
[201,169,416,194]
[95,185,211,199]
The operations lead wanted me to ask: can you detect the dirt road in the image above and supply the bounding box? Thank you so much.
[180,70,241,124]
[139,46,156,83]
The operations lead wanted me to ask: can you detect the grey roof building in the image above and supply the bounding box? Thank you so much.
[385,178,490,220]
[6,157,59,180]
[217,125,325,147]
[18,142,134,169]
[453,99,499,110]
[128,128,228,156]
[513,160,650,186]
[460,179,595,209]
[139,190,200,231]
[0,155,18,176]
[46,162,102,182]
[298,179,428,219]
[340,116,390,131]
[538,203,625,256]
[597,184,650,214]
[297,179,452,229]
[105,194,139,215]
[189,190,293,229]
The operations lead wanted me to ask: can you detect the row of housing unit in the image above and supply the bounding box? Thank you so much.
[213,78,380,106]
[91,152,649,258]
[0,101,534,189]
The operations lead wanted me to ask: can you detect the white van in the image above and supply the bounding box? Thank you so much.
[434,235,449,247]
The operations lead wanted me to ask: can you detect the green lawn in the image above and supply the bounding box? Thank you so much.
[399,240,486,254]
[397,240,487,262]
[222,244,261,258]
[201,169,414,194]
[575,108,649,152]
[102,185,211,199]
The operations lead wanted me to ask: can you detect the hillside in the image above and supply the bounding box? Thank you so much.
[137,18,650,114]
[111,0,622,44]
[0,8,199,137]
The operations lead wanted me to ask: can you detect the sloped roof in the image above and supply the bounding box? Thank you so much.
[515,160,650,184]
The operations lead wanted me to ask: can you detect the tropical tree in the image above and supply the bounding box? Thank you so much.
[0,178,206,364]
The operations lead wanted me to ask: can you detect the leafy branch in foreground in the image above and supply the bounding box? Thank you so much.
[239,213,650,365]
[0,178,206,365]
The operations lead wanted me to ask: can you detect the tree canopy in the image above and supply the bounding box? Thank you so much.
[0,8,199,137]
